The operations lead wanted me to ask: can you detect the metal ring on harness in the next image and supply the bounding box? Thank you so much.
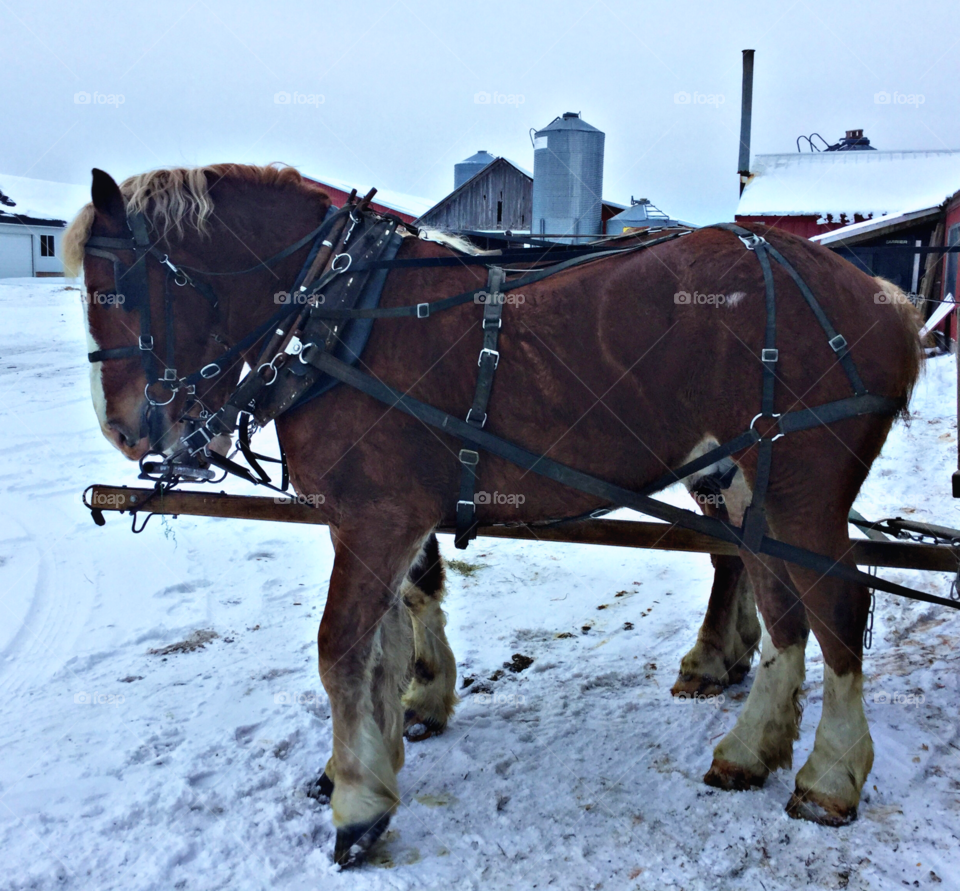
[257,362,279,386]
[749,411,784,441]
[144,381,177,406]
[331,253,352,273]
[738,233,767,251]
[200,362,221,379]
[298,343,318,364]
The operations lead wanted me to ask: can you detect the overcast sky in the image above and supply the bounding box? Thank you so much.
[2,0,958,223]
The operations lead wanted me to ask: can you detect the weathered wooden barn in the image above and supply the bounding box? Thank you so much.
[416,157,532,232]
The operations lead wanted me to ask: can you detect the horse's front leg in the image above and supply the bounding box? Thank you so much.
[316,521,425,866]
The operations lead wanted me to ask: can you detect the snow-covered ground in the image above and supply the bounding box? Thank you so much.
[1,278,958,890]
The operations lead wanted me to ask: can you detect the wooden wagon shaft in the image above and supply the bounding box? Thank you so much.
[84,485,959,573]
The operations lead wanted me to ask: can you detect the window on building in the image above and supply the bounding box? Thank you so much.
[496,200,503,225]
[40,234,55,257]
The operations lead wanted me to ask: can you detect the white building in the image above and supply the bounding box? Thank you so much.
[0,174,89,278]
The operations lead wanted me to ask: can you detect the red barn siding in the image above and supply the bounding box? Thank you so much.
[735,214,857,239]
[940,195,960,341]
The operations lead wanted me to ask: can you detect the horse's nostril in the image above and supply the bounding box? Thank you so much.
[107,419,139,448]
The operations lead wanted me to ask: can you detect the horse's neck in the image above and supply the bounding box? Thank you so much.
[213,196,330,340]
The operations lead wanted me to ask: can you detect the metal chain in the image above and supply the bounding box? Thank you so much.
[863,576,876,650]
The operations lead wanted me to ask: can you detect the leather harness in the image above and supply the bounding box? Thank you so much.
[86,202,957,611]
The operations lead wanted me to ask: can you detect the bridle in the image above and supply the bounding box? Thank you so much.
[84,204,342,445]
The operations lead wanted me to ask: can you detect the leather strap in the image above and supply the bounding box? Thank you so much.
[456,267,505,549]
[301,348,956,611]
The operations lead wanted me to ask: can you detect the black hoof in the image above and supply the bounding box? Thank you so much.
[305,771,334,804]
[334,813,391,867]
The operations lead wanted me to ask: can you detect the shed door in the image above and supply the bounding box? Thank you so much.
[0,232,33,278]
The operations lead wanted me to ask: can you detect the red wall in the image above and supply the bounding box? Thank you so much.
[940,197,960,341]
[734,214,850,239]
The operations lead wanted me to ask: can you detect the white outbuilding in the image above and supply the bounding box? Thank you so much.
[0,174,89,278]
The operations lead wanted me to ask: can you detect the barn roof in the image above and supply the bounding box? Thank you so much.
[737,150,960,220]
[810,206,942,246]
[0,174,89,225]
[301,173,434,221]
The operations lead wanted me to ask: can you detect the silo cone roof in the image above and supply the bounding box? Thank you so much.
[459,151,496,165]
[537,114,603,134]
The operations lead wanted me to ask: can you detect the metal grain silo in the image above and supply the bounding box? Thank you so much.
[531,112,605,243]
[454,151,496,189]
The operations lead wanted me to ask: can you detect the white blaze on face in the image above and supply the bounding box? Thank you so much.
[83,298,110,436]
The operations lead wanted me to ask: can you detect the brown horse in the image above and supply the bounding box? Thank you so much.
[68,164,922,864]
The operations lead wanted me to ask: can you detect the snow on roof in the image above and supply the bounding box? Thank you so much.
[302,172,435,218]
[0,174,89,224]
[500,157,533,179]
[811,206,943,245]
[737,150,960,219]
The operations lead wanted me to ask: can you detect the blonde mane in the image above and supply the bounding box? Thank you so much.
[64,163,321,276]
[417,227,495,256]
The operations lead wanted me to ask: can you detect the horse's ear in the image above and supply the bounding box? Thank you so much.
[90,168,125,222]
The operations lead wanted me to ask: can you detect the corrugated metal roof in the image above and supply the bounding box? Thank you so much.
[737,150,960,219]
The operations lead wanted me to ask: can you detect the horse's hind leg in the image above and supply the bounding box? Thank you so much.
[316,522,426,866]
[777,514,874,825]
[673,464,761,696]
[401,534,459,740]
[672,555,759,696]
[704,551,808,790]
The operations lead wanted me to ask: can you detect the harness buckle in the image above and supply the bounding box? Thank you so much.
[416,303,429,318]
[162,368,178,382]
[761,348,779,363]
[139,335,154,351]
[200,362,221,379]
[331,253,352,273]
[284,336,303,356]
[459,449,480,466]
[478,348,500,369]
[738,233,767,251]
[829,334,848,353]
[466,407,487,427]
[483,317,502,330]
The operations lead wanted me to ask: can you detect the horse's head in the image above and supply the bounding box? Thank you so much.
[66,164,330,462]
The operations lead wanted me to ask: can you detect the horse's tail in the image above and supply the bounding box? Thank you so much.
[873,276,925,419]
